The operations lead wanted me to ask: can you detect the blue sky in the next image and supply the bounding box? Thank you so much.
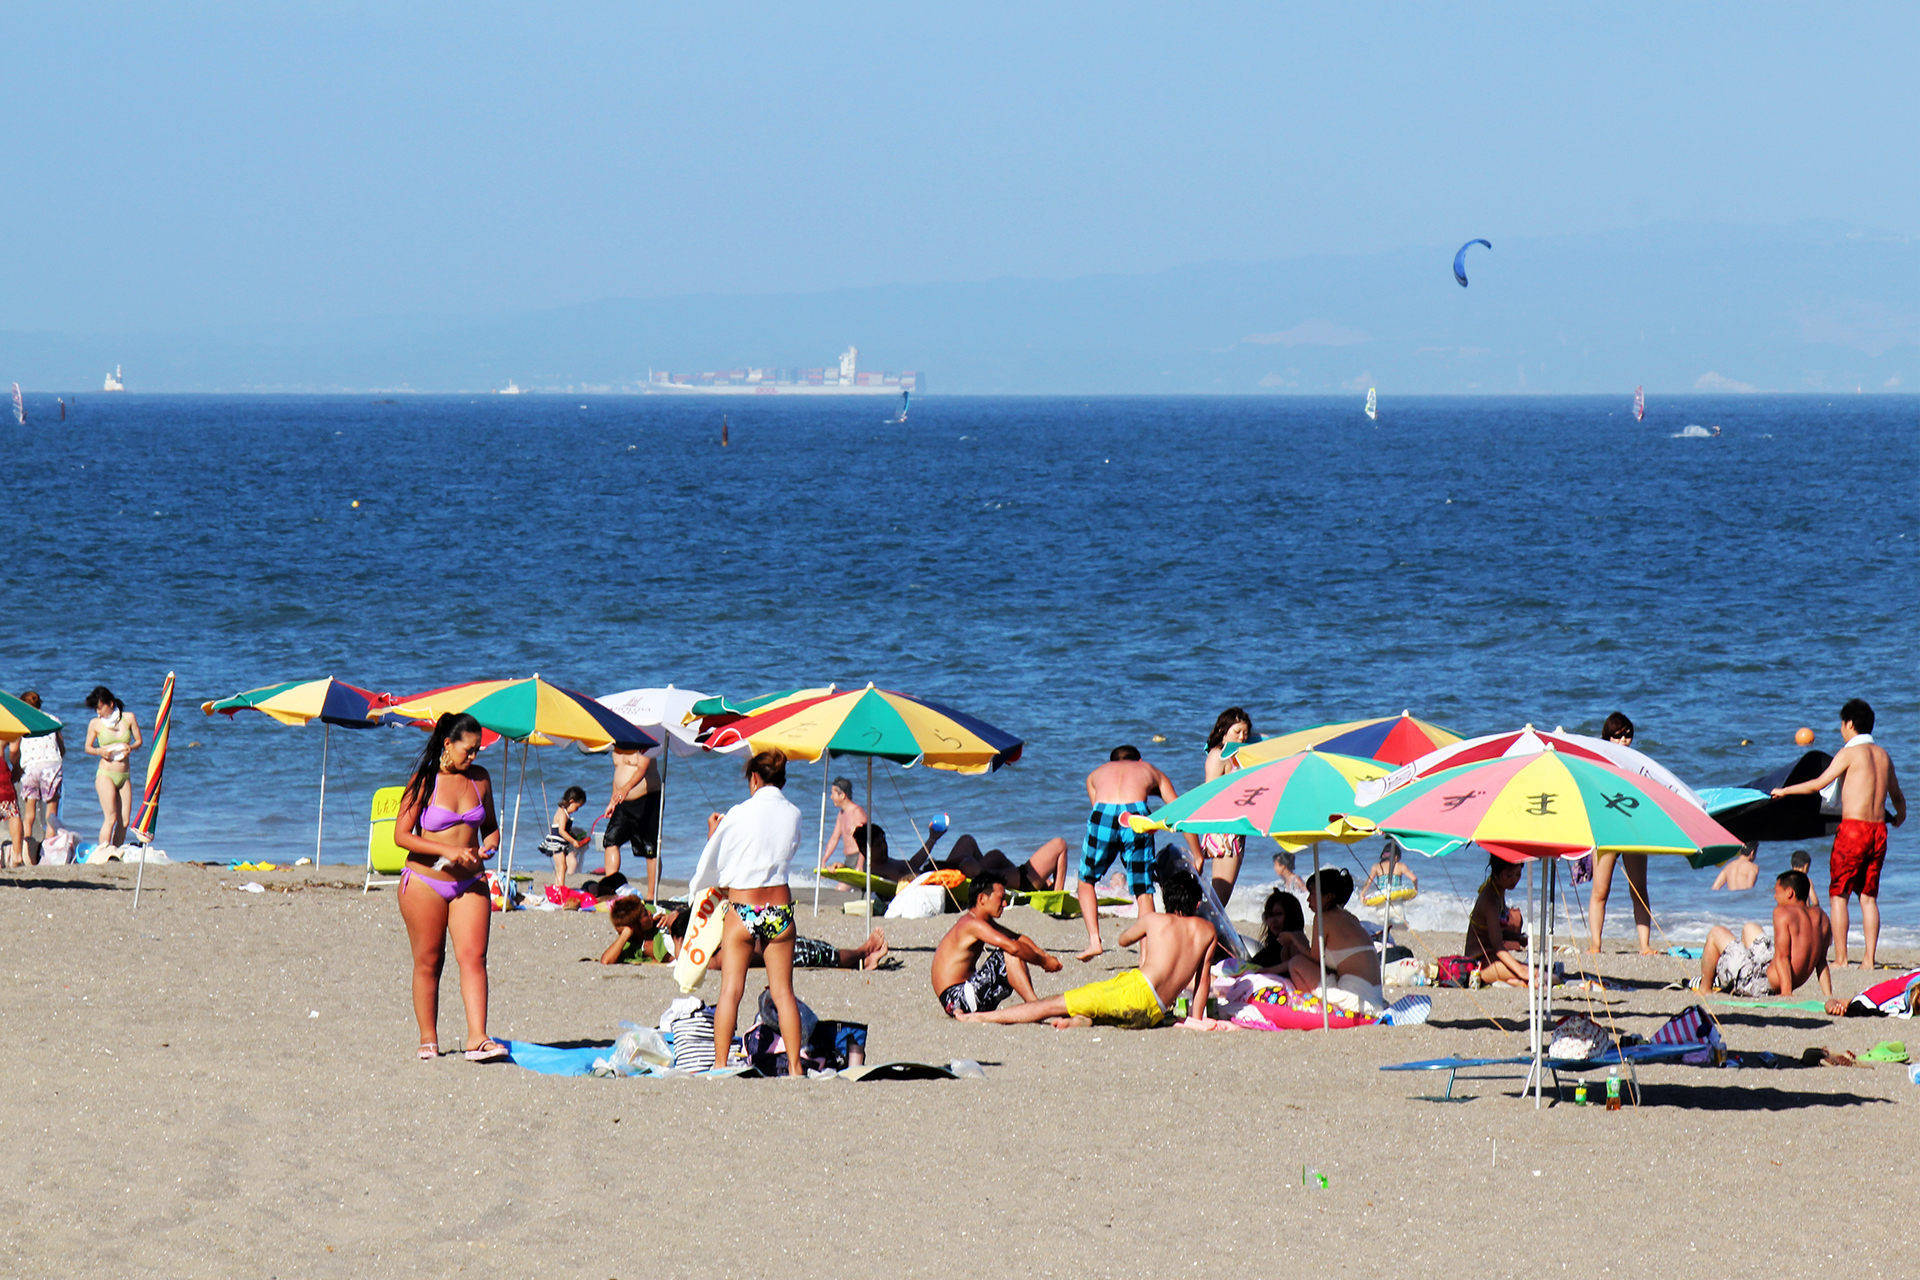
[3,3,1916,332]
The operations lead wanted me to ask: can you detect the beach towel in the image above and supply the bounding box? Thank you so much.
[1847,969,1920,1018]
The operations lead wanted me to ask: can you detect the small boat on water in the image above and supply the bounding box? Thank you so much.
[890,389,910,424]
[1364,387,1377,422]
[1634,385,1645,422]
[104,365,125,392]
[11,383,23,425]
[496,380,522,395]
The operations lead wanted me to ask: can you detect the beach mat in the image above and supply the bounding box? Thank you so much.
[1017,890,1128,919]
[841,1061,958,1082]
[499,1039,610,1076]
[1714,998,1830,1012]
[820,868,903,900]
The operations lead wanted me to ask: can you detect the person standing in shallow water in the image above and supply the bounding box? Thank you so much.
[1196,706,1255,906]
[1586,711,1654,955]
[392,712,505,1062]
[82,686,141,850]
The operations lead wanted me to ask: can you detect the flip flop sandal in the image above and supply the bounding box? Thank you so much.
[417,1042,439,1060]
[465,1039,510,1063]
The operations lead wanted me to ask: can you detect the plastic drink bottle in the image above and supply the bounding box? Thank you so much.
[1573,1079,1588,1106]
[1605,1066,1622,1110]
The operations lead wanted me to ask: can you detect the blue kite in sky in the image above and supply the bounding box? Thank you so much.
[1453,238,1491,287]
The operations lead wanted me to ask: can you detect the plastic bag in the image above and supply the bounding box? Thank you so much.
[607,1021,673,1075]
[885,883,946,919]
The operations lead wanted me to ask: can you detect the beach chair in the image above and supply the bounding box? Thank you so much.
[363,786,407,893]
[1381,1042,1712,1104]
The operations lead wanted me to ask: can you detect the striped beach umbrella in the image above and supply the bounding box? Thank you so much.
[701,683,1021,773]
[1357,723,1703,807]
[1334,748,1743,868]
[1233,710,1463,769]
[377,677,657,750]
[0,690,63,740]
[201,676,398,869]
[702,683,1023,918]
[201,677,387,729]
[129,672,175,908]
[1125,748,1392,849]
[687,686,835,724]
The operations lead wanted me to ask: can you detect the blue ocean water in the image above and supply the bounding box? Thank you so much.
[6,392,1914,944]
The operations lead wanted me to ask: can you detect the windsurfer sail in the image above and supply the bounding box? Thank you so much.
[1634,385,1645,422]
[11,383,22,426]
[892,389,910,424]
[1364,387,1377,422]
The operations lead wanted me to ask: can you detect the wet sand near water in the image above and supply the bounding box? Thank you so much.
[3,864,1916,1277]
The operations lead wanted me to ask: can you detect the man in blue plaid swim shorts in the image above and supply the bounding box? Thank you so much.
[1075,745,1201,960]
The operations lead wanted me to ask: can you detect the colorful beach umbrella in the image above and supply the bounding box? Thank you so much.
[1233,711,1463,769]
[0,690,63,741]
[701,683,1022,773]
[703,683,1023,918]
[1334,749,1744,868]
[201,676,396,869]
[1357,724,1703,808]
[130,672,175,909]
[687,686,835,724]
[376,677,657,750]
[201,677,388,728]
[1125,748,1392,850]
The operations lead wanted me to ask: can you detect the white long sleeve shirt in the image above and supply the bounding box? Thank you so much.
[688,783,802,896]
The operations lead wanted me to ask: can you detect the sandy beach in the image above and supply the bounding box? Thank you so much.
[3,862,1916,1278]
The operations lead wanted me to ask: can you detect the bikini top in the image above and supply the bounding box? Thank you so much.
[421,779,485,832]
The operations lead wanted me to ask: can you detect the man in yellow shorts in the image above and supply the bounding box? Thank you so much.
[958,870,1217,1029]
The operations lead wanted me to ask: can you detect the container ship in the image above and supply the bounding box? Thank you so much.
[645,346,920,395]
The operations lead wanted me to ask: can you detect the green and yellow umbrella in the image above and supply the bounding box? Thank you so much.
[376,677,657,750]
[1125,748,1391,850]
[0,690,63,741]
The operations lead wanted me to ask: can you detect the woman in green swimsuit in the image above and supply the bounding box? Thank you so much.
[82,685,142,849]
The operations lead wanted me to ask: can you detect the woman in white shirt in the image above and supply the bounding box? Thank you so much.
[692,749,805,1076]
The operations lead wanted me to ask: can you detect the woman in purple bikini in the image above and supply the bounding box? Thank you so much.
[393,712,506,1062]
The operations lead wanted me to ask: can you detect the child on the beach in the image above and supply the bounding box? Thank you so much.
[540,786,591,892]
[1361,848,1419,906]
[598,896,891,970]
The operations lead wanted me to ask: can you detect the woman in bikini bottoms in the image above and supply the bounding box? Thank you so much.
[392,712,506,1062]
[689,749,805,1076]
[82,685,142,850]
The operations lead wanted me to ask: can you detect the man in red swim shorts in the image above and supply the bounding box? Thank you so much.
[1773,699,1906,970]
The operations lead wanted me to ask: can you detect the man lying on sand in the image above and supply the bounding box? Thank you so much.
[1701,870,1832,1000]
[1076,745,1200,961]
[599,897,889,970]
[931,875,1061,1016]
[907,818,1070,892]
[959,869,1214,1029]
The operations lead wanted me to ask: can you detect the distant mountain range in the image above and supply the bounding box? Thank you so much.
[4,221,1915,394]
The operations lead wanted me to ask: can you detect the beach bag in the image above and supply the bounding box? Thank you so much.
[1651,1004,1723,1064]
[1548,1013,1614,1060]
[667,1004,719,1072]
[1435,955,1477,988]
[38,824,77,865]
[885,883,946,919]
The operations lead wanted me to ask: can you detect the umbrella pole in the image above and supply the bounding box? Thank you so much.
[1529,859,1541,1108]
[864,756,875,924]
[507,741,527,880]
[1314,843,1327,1032]
[315,723,330,870]
[813,756,828,918]
[657,746,669,889]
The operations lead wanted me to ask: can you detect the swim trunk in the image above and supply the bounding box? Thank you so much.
[1080,802,1155,898]
[604,793,662,857]
[1062,967,1166,1029]
[939,949,1014,1017]
[1830,819,1888,900]
[1712,934,1775,999]
[793,936,839,968]
[1200,831,1245,861]
[732,902,795,943]
[0,800,15,821]
[19,764,62,803]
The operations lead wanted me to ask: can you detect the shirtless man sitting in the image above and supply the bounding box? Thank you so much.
[1075,745,1201,961]
[931,876,1061,1017]
[820,778,869,873]
[1702,870,1833,1000]
[1770,699,1905,969]
[959,870,1216,1030]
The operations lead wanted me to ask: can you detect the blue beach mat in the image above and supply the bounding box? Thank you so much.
[499,1039,609,1076]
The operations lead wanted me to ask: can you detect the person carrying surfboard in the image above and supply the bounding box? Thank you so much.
[687,749,806,1077]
